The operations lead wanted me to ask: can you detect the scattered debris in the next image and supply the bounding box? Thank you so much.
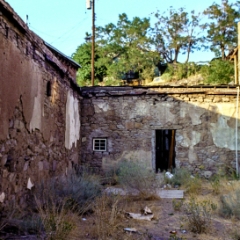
[142,206,152,215]
[126,212,154,221]
[82,218,87,221]
[157,190,184,199]
[104,187,127,195]
[124,227,137,233]
[165,171,174,179]
[27,177,34,190]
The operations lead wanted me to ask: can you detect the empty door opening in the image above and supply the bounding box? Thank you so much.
[155,129,176,172]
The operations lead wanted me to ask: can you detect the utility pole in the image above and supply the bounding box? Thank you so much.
[86,0,95,86]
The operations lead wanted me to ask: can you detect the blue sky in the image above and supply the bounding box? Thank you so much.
[4,0,236,62]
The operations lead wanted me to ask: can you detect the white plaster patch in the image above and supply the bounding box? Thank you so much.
[188,146,197,163]
[0,192,5,203]
[154,103,175,124]
[180,102,207,125]
[126,101,150,119]
[94,101,110,113]
[210,103,239,150]
[65,91,80,149]
[210,116,238,150]
[27,177,34,190]
[178,131,201,148]
[30,94,42,131]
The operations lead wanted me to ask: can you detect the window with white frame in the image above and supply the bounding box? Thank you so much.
[93,138,107,151]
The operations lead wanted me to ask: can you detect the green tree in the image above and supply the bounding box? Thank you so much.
[153,7,202,63]
[72,41,107,86]
[203,0,240,59]
[96,13,160,81]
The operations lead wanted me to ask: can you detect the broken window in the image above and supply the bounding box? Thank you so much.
[93,138,107,151]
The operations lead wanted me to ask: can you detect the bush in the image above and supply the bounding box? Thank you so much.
[168,168,192,186]
[116,160,159,195]
[201,59,234,84]
[219,190,240,219]
[33,169,102,214]
[30,168,102,239]
[184,198,213,234]
[91,194,123,239]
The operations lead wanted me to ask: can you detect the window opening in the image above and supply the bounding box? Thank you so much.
[93,138,107,151]
[46,81,52,97]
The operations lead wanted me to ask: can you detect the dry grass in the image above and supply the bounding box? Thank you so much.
[3,166,240,240]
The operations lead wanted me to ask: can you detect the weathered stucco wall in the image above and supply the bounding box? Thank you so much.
[80,87,240,177]
[0,1,81,205]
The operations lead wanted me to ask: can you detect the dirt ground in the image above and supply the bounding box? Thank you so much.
[75,197,239,240]
[1,183,240,240]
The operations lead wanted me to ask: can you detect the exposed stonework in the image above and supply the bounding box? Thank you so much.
[0,0,81,205]
[80,87,239,176]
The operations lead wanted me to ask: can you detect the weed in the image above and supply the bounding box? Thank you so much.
[32,169,102,214]
[185,176,202,195]
[169,168,192,187]
[116,160,159,195]
[220,190,240,219]
[91,194,123,239]
[184,198,213,234]
[172,199,184,211]
[35,193,79,240]
[0,200,16,232]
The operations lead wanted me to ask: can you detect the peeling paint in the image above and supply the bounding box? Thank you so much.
[27,178,34,190]
[65,91,80,149]
[0,192,5,203]
[30,71,43,132]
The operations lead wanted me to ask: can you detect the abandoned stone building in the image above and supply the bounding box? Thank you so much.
[1,0,240,205]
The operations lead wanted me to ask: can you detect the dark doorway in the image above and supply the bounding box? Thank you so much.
[155,129,176,172]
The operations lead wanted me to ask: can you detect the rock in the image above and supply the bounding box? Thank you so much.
[203,171,213,179]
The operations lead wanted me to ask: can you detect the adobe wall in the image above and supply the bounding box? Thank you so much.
[0,2,81,205]
[80,87,240,177]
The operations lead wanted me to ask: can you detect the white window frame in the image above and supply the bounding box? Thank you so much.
[93,138,107,151]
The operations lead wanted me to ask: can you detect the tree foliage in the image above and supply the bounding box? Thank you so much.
[72,42,107,86]
[72,1,239,86]
[200,59,234,84]
[203,0,240,59]
[153,7,202,63]
[97,13,160,80]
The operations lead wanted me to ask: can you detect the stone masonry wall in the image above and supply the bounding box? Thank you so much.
[80,87,239,178]
[0,1,81,205]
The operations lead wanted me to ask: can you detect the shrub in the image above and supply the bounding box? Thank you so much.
[172,199,184,211]
[184,198,213,233]
[116,160,159,195]
[168,168,192,186]
[33,169,102,214]
[185,176,202,195]
[201,59,234,84]
[91,194,123,239]
[35,194,79,240]
[219,190,240,219]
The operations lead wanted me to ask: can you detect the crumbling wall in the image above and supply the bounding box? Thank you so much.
[0,2,81,205]
[80,87,239,177]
